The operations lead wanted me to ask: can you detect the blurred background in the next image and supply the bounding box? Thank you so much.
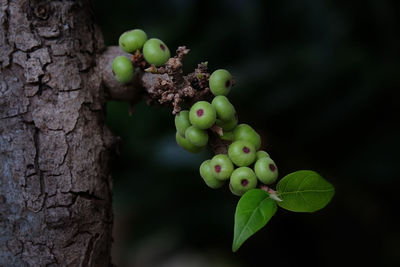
[94,1,400,266]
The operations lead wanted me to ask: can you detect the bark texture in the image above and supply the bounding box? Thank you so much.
[0,0,114,266]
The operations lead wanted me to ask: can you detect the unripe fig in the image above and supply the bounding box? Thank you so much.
[256,150,270,160]
[216,117,238,132]
[200,160,224,189]
[210,154,234,181]
[209,69,233,96]
[189,101,216,130]
[175,110,191,137]
[112,56,134,83]
[229,182,242,196]
[185,126,209,147]
[233,124,261,150]
[220,131,233,141]
[143,38,170,66]
[228,140,256,167]
[175,132,204,153]
[254,157,278,185]
[211,95,236,121]
[119,29,147,53]
[230,167,258,196]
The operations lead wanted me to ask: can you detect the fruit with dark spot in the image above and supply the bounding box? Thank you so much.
[189,101,216,129]
[112,56,134,83]
[209,69,233,96]
[210,154,234,181]
[254,157,278,185]
[175,132,204,153]
[119,29,147,53]
[175,110,191,137]
[233,124,261,150]
[228,140,256,167]
[229,167,257,196]
[200,160,225,189]
[185,126,209,147]
[143,38,170,66]
[211,95,236,121]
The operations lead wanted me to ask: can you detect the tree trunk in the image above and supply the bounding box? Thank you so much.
[0,0,114,265]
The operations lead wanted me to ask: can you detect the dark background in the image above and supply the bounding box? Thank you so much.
[94,1,400,266]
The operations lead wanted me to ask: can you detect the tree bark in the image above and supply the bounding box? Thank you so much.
[0,0,114,265]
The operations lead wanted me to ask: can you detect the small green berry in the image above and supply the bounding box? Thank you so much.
[229,182,242,196]
[211,95,236,121]
[210,154,234,181]
[112,56,134,83]
[230,167,258,196]
[119,29,147,53]
[209,69,233,96]
[189,101,216,130]
[254,157,278,185]
[233,124,261,150]
[175,132,204,153]
[175,110,191,137]
[220,131,233,141]
[185,126,209,147]
[228,140,256,167]
[143,38,170,66]
[200,160,224,189]
[216,117,238,132]
[256,150,270,160]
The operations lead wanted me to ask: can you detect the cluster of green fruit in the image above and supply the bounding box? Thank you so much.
[112,29,171,83]
[174,69,278,196]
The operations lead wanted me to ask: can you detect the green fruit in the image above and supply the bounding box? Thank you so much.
[189,101,216,129]
[254,157,278,185]
[175,132,203,153]
[210,154,234,181]
[185,126,208,147]
[209,69,233,96]
[220,131,233,141]
[211,95,236,121]
[142,38,170,66]
[233,124,261,150]
[175,110,191,137]
[216,117,238,131]
[229,182,242,196]
[119,29,147,53]
[200,160,224,189]
[112,56,134,83]
[256,150,270,160]
[230,167,258,196]
[228,140,256,167]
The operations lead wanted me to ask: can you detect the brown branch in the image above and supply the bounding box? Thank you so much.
[98,46,212,111]
[98,45,230,154]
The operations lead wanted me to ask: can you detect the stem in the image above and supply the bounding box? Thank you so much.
[260,185,282,202]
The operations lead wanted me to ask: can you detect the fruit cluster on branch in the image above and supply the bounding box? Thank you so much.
[109,28,335,252]
[110,29,280,197]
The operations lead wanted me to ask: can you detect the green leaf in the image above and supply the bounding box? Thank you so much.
[232,189,277,252]
[276,170,335,212]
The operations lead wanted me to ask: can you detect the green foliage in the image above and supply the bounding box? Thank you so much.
[276,170,335,212]
[232,189,277,252]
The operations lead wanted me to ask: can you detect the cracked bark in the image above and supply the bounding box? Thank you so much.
[1,0,230,266]
[0,0,114,266]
